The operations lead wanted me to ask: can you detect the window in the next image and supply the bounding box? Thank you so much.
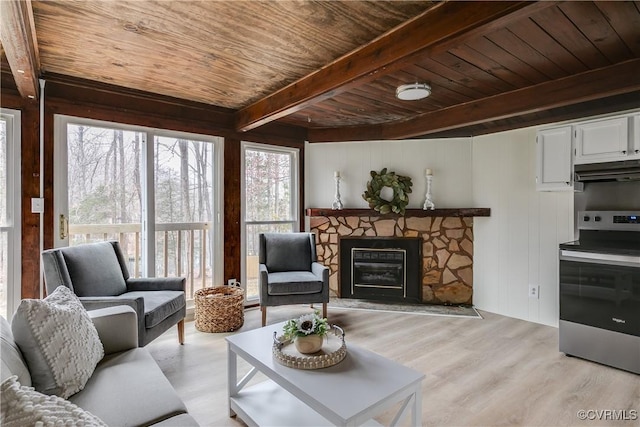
[154,134,216,297]
[0,109,21,318]
[64,123,144,272]
[242,142,299,301]
[55,115,223,301]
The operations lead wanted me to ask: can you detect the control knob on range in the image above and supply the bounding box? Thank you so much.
[594,216,601,222]
[583,215,590,222]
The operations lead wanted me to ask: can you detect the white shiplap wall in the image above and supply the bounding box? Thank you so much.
[472,127,574,326]
[305,127,574,327]
[305,138,474,209]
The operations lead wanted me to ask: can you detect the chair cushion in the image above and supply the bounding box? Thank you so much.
[69,348,188,427]
[267,271,324,295]
[0,375,107,427]
[119,291,186,329]
[0,317,31,386]
[61,242,127,296]
[264,233,312,272]
[11,286,104,398]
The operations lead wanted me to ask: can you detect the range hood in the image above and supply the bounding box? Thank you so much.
[574,160,640,182]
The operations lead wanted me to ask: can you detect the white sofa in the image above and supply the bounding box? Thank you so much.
[1,305,198,426]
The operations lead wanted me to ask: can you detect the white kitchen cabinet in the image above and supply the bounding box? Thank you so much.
[632,114,640,159]
[536,126,573,191]
[574,117,629,164]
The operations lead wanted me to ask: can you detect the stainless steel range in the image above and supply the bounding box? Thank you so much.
[559,210,640,374]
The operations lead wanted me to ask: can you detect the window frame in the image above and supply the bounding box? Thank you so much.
[0,108,22,317]
[241,141,300,302]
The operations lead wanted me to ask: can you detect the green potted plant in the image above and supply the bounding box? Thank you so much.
[283,311,329,354]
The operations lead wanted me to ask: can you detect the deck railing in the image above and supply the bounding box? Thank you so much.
[69,222,212,299]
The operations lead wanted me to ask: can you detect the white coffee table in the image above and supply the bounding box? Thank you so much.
[226,322,425,426]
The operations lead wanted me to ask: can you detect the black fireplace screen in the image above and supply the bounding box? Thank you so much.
[339,237,422,303]
[352,249,405,293]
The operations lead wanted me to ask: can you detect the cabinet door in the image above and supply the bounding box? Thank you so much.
[631,115,640,160]
[574,117,629,164]
[536,126,573,191]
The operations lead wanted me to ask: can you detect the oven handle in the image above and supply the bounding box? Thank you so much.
[560,250,640,267]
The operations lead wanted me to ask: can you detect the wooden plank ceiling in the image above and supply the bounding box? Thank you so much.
[2,1,640,141]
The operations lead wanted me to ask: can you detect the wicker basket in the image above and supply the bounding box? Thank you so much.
[194,286,244,333]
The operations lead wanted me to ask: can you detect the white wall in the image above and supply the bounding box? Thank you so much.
[472,127,574,327]
[305,129,574,327]
[305,138,473,209]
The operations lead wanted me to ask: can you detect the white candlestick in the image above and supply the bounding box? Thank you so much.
[332,173,343,210]
[423,175,435,210]
[425,168,432,176]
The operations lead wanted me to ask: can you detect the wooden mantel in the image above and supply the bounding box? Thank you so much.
[306,208,491,218]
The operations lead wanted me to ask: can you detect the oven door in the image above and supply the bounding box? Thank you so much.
[559,250,640,336]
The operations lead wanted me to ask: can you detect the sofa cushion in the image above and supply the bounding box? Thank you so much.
[264,233,312,272]
[70,348,189,427]
[11,286,104,398]
[61,241,127,296]
[0,317,31,386]
[120,291,186,328]
[267,271,323,295]
[0,375,107,427]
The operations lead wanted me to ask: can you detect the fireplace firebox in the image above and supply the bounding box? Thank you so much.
[340,237,421,303]
[353,248,405,291]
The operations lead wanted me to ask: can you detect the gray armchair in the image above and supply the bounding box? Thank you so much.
[259,232,329,326]
[41,240,186,347]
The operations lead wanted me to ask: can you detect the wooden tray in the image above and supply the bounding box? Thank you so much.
[272,325,347,370]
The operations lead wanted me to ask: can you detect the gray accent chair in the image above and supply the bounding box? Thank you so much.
[259,232,329,326]
[41,240,186,347]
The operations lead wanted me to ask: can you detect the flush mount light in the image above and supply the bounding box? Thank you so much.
[396,83,431,101]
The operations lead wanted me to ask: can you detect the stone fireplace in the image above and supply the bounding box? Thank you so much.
[340,237,421,303]
[308,208,490,305]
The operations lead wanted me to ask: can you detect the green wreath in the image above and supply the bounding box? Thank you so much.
[362,168,413,215]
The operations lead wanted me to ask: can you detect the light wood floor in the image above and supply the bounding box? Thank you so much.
[147,306,639,427]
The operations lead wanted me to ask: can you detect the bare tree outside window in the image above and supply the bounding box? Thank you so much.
[244,146,298,300]
[155,136,214,297]
[67,126,142,227]
[65,123,216,299]
[67,125,143,273]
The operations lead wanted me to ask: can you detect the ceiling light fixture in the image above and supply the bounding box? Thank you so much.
[396,83,431,101]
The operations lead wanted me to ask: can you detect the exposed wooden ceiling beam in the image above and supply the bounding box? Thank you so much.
[0,0,40,99]
[308,59,640,142]
[235,1,554,132]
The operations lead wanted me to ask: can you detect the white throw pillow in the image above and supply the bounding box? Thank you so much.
[0,375,107,427]
[11,286,104,398]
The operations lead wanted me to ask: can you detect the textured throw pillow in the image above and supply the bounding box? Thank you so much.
[11,286,104,398]
[1,375,107,427]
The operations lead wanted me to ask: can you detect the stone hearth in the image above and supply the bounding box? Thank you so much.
[308,210,484,305]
